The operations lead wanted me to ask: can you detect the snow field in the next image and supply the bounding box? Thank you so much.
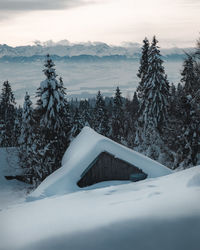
[0,148,30,209]
[0,166,199,250]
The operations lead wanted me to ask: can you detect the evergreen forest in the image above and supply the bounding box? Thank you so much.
[0,36,199,186]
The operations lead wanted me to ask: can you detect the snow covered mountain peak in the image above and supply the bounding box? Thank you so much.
[0,41,194,59]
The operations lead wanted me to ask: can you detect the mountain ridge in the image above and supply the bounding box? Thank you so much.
[0,42,194,60]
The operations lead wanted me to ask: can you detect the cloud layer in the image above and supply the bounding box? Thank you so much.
[0,0,199,47]
[0,0,88,11]
[0,0,92,20]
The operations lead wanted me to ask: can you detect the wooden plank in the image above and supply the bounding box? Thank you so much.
[77,151,147,188]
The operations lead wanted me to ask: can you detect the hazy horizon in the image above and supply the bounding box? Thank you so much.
[0,39,197,49]
[0,59,182,105]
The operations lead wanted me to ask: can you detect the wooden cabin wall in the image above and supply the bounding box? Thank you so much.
[77,152,146,187]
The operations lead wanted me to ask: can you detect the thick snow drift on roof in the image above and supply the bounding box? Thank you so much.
[1,166,200,250]
[29,127,172,200]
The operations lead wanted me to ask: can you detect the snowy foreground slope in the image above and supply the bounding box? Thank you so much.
[0,166,200,250]
[0,148,30,209]
[29,127,171,200]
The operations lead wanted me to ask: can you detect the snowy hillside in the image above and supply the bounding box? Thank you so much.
[0,144,199,250]
[0,166,199,250]
[0,148,30,209]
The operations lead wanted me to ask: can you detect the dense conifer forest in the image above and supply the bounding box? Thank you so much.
[0,36,199,186]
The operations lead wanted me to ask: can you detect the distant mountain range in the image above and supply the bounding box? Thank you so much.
[0,41,194,62]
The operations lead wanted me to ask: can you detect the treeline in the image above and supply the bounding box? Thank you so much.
[0,36,199,186]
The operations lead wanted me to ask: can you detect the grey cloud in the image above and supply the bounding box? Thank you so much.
[0,0,93,20]
[0,0,88,11]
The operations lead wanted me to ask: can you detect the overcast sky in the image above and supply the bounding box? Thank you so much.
[0,0,199,47]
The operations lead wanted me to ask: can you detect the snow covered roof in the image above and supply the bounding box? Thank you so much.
[29,127,172,200]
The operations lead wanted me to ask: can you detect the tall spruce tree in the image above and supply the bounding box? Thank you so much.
[197,38,200,50]
[181,55,198,95]
[135,36,170,162]
[111,87,125,143]
[141,36,170,129]
[13,106,22,146]
[19,92,35,183]
[125,92,139,147]
[58,76,72,150]
[137,37,150,99]
[71,108,84,138]
[79,99,92,127]
[94,91,110,137]
[0,81,16,147]
[176,55,200,168]
[131,92,139,120]
[32,54,71,183]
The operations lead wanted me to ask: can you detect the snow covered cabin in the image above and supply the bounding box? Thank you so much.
[28,127,172,200]
[77,151,147,187]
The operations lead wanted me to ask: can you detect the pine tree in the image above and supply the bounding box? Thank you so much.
[175,55,200,168]
[137,37,150,99]
[58,76,72,151]
[131,92,139,119]
[32,55,71,183]
[196,38,200,57]
[72,108,84,137]
[0,81,16,147]
[181,55,198,96]
[162,83,183,168]
[36,56,69,131]
[111,87,125,143]
[175,82,185,118]
[101,107,110,137]
[135,36,170,162]
[140,36,169,129]
[79,99,92,127]
[19,92,35,183]
[94,91,110,136]
[13,106,22,146]
[124,92,139,147]
[168,83,178,130]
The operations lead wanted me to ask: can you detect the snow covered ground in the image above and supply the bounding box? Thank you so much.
[0,146,200,250]
[0,148,30,209]
[0,161,200,249]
